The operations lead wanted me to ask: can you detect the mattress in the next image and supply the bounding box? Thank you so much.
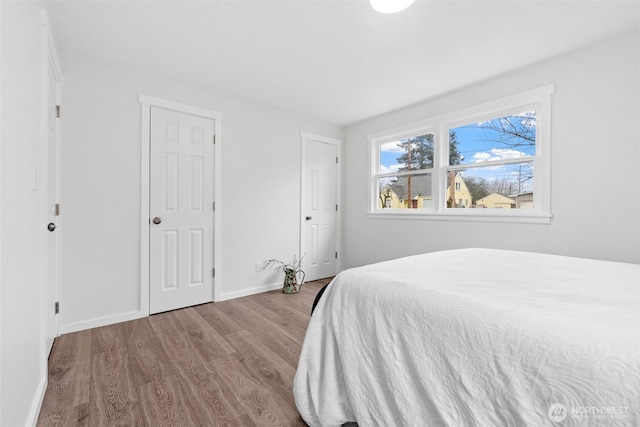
[293,248,640,426]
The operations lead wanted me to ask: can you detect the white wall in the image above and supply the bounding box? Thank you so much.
[0,2,49,426]
[60,54,342,332]
[342,31,640,268]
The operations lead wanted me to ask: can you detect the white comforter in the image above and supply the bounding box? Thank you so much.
[294,248,640,426]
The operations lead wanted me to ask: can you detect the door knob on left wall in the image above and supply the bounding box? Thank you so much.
[47,223,56,232]
[152,217,162,224]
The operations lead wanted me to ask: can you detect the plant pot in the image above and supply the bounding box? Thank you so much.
[282,268,304,294]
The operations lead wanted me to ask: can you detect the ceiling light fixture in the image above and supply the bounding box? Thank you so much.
[370,0,415,14]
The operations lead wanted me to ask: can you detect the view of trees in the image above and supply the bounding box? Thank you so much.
[478,112,536,148]
[395,133,434,171]
[394,131,462,171]
[378,112,536,209]
[457,113,536,201]
[383,132,463,208]
[462,176,490,203]
[378,186,393,209]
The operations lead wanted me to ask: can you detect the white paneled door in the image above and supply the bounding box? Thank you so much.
[301,135,340,281]
[150,106,215,314]
[45,61,60,356]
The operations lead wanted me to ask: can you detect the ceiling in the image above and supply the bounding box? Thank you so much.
[49,0,640,127]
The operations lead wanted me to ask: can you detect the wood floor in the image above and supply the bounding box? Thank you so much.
[36,278,332,427]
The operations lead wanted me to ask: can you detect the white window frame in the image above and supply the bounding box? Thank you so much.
[368,84,554,224]
[370,124,437,213]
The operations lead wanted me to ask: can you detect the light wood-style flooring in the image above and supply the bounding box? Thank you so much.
[36,278,331,426]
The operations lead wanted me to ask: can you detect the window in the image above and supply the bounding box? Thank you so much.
[369,85,554,223]
[376,132,435,210]
[447,111,536,210]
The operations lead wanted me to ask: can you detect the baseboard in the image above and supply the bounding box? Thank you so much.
[61,310,146,334]
[216,282,283,302]
[61,282,290,330]
[26,376,47,427]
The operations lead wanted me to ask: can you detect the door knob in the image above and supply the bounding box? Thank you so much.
[152,217,162,224]
[47,222,56,232]
[305,216,312,221]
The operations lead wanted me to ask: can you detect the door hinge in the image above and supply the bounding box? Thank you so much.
[335,252,338,259]
[54,203,60,216]
[54,301,59,314]
[213,268,215,277]
[336,204,338,211]
[55,105,61,118]
[336,156,338,164]
[213,202,215,210]
[213,134,216,145]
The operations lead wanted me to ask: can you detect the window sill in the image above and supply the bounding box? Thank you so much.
[367,210,552,224]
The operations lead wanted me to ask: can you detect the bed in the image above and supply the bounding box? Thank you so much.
[293,248,640,426]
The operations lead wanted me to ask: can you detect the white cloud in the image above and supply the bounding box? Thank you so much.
[380,141,404,154]
[473,152,493,162]
[380,164,402,174]
[379,176,393,186]
[473,148,527,163]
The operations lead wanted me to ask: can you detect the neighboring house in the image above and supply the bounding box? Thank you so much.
[380,172,472,209]
[447,173,473,208]
[383,174,433,209]
[515,192,534,209]
[475,193,516,209]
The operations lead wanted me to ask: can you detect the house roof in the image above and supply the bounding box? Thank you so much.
[48,1,639,127]
[388,175,432,200]
[476,193,516,204]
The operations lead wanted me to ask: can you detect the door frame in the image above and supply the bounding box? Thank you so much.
[40,9,62,355]
[139,95,224,314]
[299,132,343,279]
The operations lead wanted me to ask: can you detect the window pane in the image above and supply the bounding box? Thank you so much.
[445,163,534,209]
[378,173,432,209]
[450,111,536,166]
[380,133,434,174]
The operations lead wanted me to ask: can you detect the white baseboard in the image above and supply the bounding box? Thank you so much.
[216,282,283,302]
[60,282,287,332]
[60,282,292,332]
[61,310,146,334]
[26,376,47,427]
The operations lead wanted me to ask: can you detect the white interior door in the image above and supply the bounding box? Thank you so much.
[45,62,60,355]
[149,106,215,314]
[301,135,340,281]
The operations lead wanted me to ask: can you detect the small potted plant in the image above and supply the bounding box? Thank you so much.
[265,255,305,294]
